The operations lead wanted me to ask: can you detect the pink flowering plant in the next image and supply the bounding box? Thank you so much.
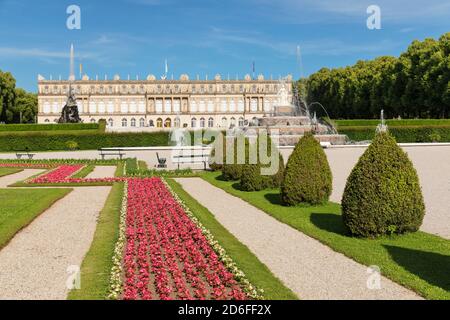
[108,177,262,300]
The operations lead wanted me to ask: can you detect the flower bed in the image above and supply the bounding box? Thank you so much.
[0,163,52,169]
[29,165,85,184]
[109,178,259,300]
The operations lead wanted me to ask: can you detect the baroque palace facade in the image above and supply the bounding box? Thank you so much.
[37,73,293,130]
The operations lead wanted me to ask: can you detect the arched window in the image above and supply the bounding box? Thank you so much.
[98,101,106,113]
[139,118,145,127]
[250,98,258,112]
[164,118,172,128]
[230,117,236,127]
[156,118,163,128]
[108,118,114,127]
[131,118,136,127]
[155,100,163,113]
[238,117,244,127]
[44,119,50,123]
[149,120,154,127]
[221,117,227,127]
[122,118,128,127]
[200,117,205,128]
[208,117,214,128]
[190,100,197,112]
[90,118,96,123]
[191,118,197,128]
[174,117,180,128]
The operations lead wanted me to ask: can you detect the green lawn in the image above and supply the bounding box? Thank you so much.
[201,171,450,300]
[0,188,72,249]
[166,179,298,300]
[68,183,124,300]
[0,168,23,177]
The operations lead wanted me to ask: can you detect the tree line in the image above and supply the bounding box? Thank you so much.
[305,32,449,119]
[0,70,38,124]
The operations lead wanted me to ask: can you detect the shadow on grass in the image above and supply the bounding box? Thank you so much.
[264,192,283,205]
[310,212,348,236]
[384,245,450,292]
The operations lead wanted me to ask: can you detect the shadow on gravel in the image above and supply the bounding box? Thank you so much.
[310,212,348,236]
[384,245,450,292]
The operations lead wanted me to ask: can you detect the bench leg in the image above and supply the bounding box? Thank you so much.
[16,155,22,160]
[119,154,123,160]
[28,155,34,160]
[101,155,105,160]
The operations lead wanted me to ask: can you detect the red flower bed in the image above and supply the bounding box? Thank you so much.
[0,163,51,169]
[30,165,84,183]
[122,178,247,300]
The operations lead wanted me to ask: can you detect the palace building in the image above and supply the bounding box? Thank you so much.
[37,73,293,131]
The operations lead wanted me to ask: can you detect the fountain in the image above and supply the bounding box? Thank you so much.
[250,78,347,146]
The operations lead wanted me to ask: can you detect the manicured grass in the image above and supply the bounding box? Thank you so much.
[68,183,124,300]
[166,178,298,300]
[0,188,72,250]
[201,171,450,300]
[71,165,95,178]
[0,168,23,177]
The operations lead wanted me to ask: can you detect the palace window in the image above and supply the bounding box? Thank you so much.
[199,100,206,112]
[252,85,257,93]
[238,117,244,127]
[191,118,197,128]
[231,85,235,93]
[131,118,136,127]
[129,101,137,113]
[52,102,59,113]
[156,118,163,128]
[239,85,244,93]
[122,118,128,127]
[220,100,227,112]
[209,85,213,92]
[164,118,172,128]
[44,119,50,123]
[108,118,114,127]
[230,117,236,127]
[208,117,214,128]
[149,120,154,127]
[264,99,272,112]
[190,100,197,112]
[90,119,96,123]
[174,117,180,128]
[99,86,104,94]
[238,99,245,112]
[138,101,146,113]
[44,86,49,94]
[173,100,181,113]
[98,101,106,113]
[250,98,258,112]
[192,85,196,93]
[43,102,51,114]
[107,101,114,113]
[229,100,236,112]
[164,100,172,113]
[252,117,258,126]
[221,117,227,127]
[207,100,214,113]
[200,117,205,128]
[120,102,128,113]
[200,85,205,94]
[108,86,113,94]
[139,118,145,127]
[155,100,163,113]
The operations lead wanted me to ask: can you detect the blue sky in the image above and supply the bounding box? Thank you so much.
[0,0,449,92]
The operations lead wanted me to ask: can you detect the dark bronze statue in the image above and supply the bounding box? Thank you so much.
[58,85,81,123]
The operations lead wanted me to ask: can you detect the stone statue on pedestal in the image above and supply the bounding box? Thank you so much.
[58,85,81,123]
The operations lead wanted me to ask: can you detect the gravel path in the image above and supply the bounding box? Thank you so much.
[85,165,116,179]
[0,169,45,188]
[0,170,111,300]
[176,178,422,300]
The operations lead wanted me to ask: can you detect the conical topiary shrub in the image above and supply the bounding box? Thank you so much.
[341,132,425,237]
[281,133,332,205]
[239,135,285,191]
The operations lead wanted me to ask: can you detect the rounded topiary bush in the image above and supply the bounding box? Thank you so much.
[239,135,285,191]
[341,132,425,237]
[281,133,332,205]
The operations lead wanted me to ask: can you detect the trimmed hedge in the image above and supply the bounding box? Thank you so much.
[0,131,170,151]
[340,125,450,142]
[0,123,100,132]
[335,119,450,127]
[341,132,425,237]
[281,133,332,206]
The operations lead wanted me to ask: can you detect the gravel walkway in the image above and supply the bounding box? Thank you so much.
[0,169,45,188]
[176,178,422,300]
[0,170,111,299]
[85,165,116,179]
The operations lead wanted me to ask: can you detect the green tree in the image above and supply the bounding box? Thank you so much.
[9,88,38,123]
[0,70,16,123]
